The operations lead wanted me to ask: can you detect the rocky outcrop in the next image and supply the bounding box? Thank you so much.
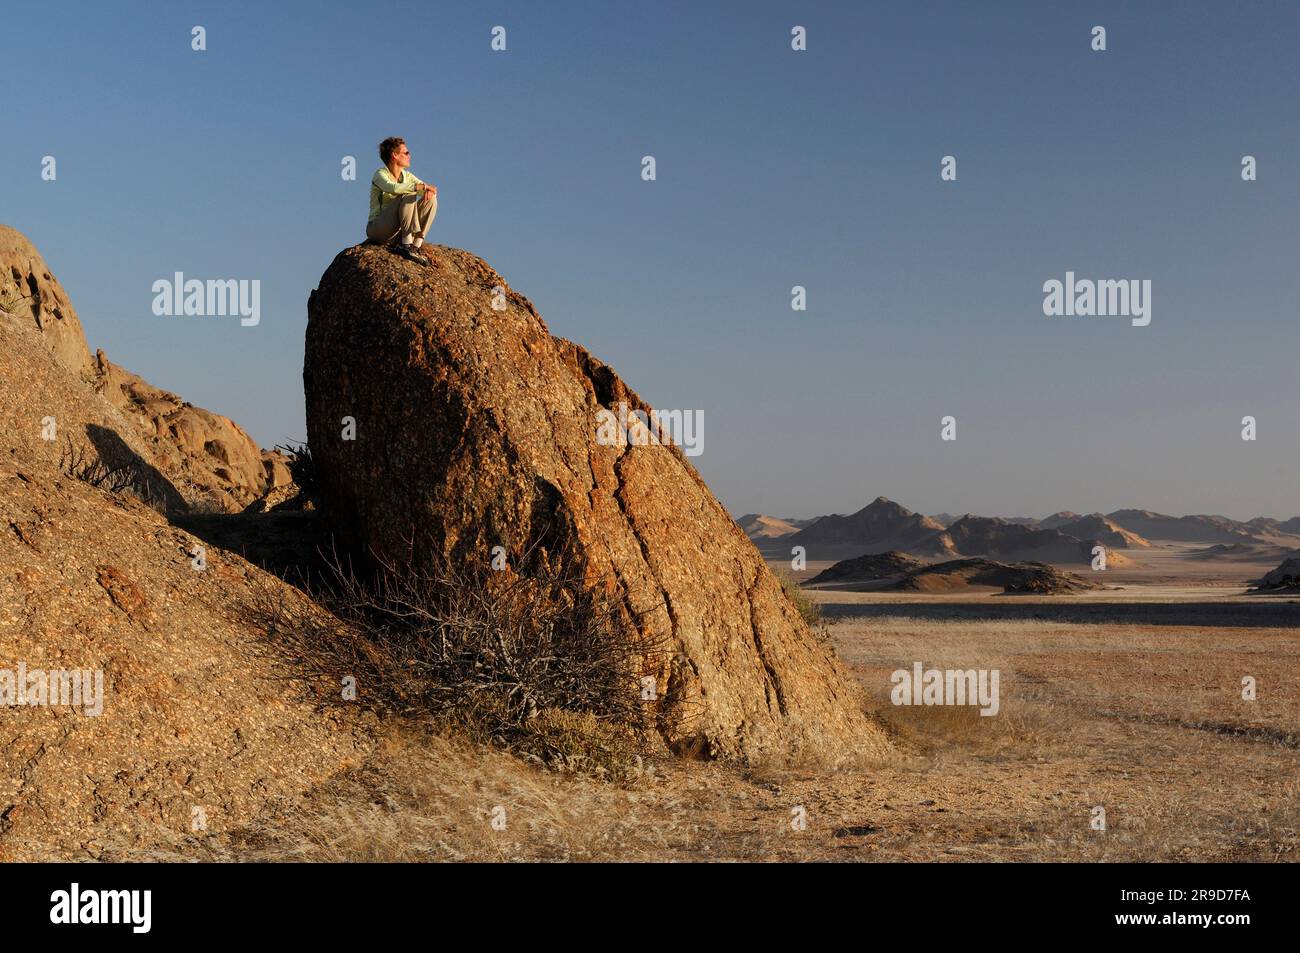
[0,225,287,512]
[806,551,924,586]
[1038,511,1081,530]
[1250,557,1300,592]
[0,294,373,860]
[305,243,888,764]
[784,498,1120,565]
[92,350,291,511]
[1026,514,1147,551]
[805,549,1094,594]
[0,225,93,375]
[1053,514,1151,549]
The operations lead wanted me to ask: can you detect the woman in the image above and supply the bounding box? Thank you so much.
[367,136,438,264]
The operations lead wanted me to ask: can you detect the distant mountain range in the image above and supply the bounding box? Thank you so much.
[1104,509,1265,544]
[738,497,1300,565]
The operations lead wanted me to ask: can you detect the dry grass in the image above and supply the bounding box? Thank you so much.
[103,724,743,862]
[774,567,823,626]
[820,612,1299,861]
[96,602,1300,862]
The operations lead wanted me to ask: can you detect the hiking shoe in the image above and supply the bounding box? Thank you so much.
[392,243,425,265]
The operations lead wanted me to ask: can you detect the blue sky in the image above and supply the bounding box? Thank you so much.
[5,1,1298,520]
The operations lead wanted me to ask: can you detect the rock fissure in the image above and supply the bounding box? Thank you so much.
[744,564,788,717]
[612,446,681,639]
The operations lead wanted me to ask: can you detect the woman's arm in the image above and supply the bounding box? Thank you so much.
[371,168,419,195]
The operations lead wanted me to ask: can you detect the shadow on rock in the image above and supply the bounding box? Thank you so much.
[83,423,187,513]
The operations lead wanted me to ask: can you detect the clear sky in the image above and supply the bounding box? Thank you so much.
[5,1,1298,521]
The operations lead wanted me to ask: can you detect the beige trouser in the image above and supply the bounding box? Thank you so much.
[366,191,437,243]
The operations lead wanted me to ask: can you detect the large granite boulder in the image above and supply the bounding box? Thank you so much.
[304,243,887,763]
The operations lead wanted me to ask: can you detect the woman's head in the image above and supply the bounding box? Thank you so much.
[379,137,410,169]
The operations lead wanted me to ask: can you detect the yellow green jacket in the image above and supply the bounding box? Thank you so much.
[369,167,426,223]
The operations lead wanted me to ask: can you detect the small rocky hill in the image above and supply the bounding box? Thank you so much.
[784,499,1130,565]
[806,551,924,586]
[1250,557,1300,592]
[940,515,1122,566]
[892,558,1097,594]
[1038,511,1081,530]
[787,497,950,555]
[804,550,1095,594]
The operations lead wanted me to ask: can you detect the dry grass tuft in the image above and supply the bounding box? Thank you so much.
[776,568,824,627]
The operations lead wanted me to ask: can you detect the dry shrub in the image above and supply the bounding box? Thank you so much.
[249,547,668,775]
[0,289,32,316]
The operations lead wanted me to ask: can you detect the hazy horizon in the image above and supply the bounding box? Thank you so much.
[5,0,1298,522]
[735,498,1300,525]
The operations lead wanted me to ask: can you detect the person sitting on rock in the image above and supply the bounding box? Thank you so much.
[366,136,437,265]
